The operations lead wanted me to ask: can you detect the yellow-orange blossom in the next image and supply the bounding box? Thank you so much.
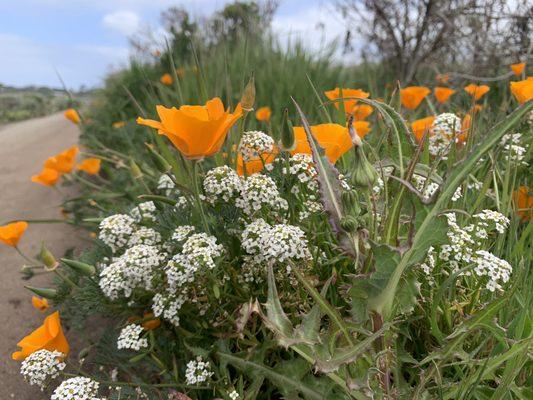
[137,97,243,159]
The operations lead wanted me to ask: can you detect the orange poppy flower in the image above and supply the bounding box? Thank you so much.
[510,78,533,104]
[324,88,370,114]
[44,146,79,174]
[236,150,278,176]
[400,86,431,109]
[352,104,374,120]
[32,296,49,312]
[510,63,526,76]
[76,158,101,175]
[0,221,28,247]
[12,311,70,360]
[112,121,126,129]
[160,73,173,85]
[436,74,450,84]
[411,116,436,142]
[291,123,364,164]
[512,186,532,221]
[128,312,161,331]
[255,106,272,122]
[137,97,243,159]
[31,168,60,186]
[434,87,455,104]
[464,84,489,101]
[64,109,80,125]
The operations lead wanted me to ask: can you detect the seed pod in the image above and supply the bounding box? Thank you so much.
[25,285,58,299]
[279,108,296,151]
[341,189,358,209]
[129,159,143,179]
[240,75,255,112]
[61,258,96,277]
[40,243,58,270]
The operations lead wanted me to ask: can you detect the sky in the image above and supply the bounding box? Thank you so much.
[0,0,347,90]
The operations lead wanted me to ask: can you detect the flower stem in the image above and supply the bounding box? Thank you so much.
[191,161,209,233]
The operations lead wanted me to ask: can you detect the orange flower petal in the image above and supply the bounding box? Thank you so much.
[464,84,490,101]
[32,296,49,312]
[292,123,355,164]
[510,62,526,76]
[64,109,80,124]
[255,106,272,122]
[411,116,436,142]
[400,86,431,109]
[0,221,28,247]
[324,88,370,114]
[76,158,101,175]
[31,168,60,186]
[434,87,455,104]
[510,78,533,104]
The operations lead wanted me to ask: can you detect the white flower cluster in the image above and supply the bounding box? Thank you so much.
[20,350,65,390]
[299,199,323,221]
[241,219,311,271]
[203,165,242,204]
[421,211,512,292]
[238,130,274,161]
[128,226,162,247]
[157,174,177,195]
[229,390,240,400]
[282,153,318,193]
[429,113,462,157]
[98,214,136,253]
[171,225,196,243]
[235,174,288,216]
[413,174,462,202]
[152,292,185,327]
[500,133,528,166]
[472,250,512,292]
[117,324,148,351]
[166,233,224,289]
[185,357,213,385]
[130,201,157,223]
[99,245,166,300]
[51,377,100,400]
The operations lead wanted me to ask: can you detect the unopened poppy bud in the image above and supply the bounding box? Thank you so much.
[25,285,58,299]
[130,159,143,179]
[40,243,58,269]
[279,108,296,151]
[240,75,255,112]
[351,146,377,189]
[340,216,358,233]
[61,258,96,277]
[348,116,363,147]
[146,144,171,174]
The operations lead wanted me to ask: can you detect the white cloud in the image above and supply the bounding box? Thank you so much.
[103,10,141,36]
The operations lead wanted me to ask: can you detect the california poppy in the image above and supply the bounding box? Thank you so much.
[434,87,455,104]
[510,78,533,104]
[411,116,436,142]
[44,146,79,174]
[128,312,161,331]
[31,168,60,186]
[400,86,431,110]
[12,311,70,360]
[237,150,278,176]
[291,123,365,164]
[255,106,272,122]
[0,221,28,247]
[436,74,450,84]
[112,121,126,129]
[77,158,101,175]
[324,88,370,114]
[510,63,526,76]
[160,73,173,86]
[32,296,49,312]
[512,186,532,221]
[464,84,489,101]
[137,98,243,159]
[64,109,80,125]
[352,104,374,120]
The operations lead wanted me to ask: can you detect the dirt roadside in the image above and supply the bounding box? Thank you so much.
[0,113,86,398]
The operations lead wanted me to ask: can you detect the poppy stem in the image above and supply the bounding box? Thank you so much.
[15,246,37,264]
[191,161,210,233]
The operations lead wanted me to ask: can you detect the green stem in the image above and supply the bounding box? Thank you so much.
[191,161,209,233]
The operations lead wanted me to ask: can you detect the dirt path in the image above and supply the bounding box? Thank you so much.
[0,113,86,398]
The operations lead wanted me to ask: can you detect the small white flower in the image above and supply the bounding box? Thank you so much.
[185,356,213,385]
[235,174,288,216]
[157,174,179,196]
[128,226,162,247]
[117,324,148,351]
[203,166,242,204]
[152,292,185,326]
[429,113,462,157]
[238,130,274,162]
[130,201,157,223]
[20,350,65,390]
[171,225,196,243]
[229,390,240,400]
[51,377,100,400]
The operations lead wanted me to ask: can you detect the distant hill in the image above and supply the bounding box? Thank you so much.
[0,84,94,124]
